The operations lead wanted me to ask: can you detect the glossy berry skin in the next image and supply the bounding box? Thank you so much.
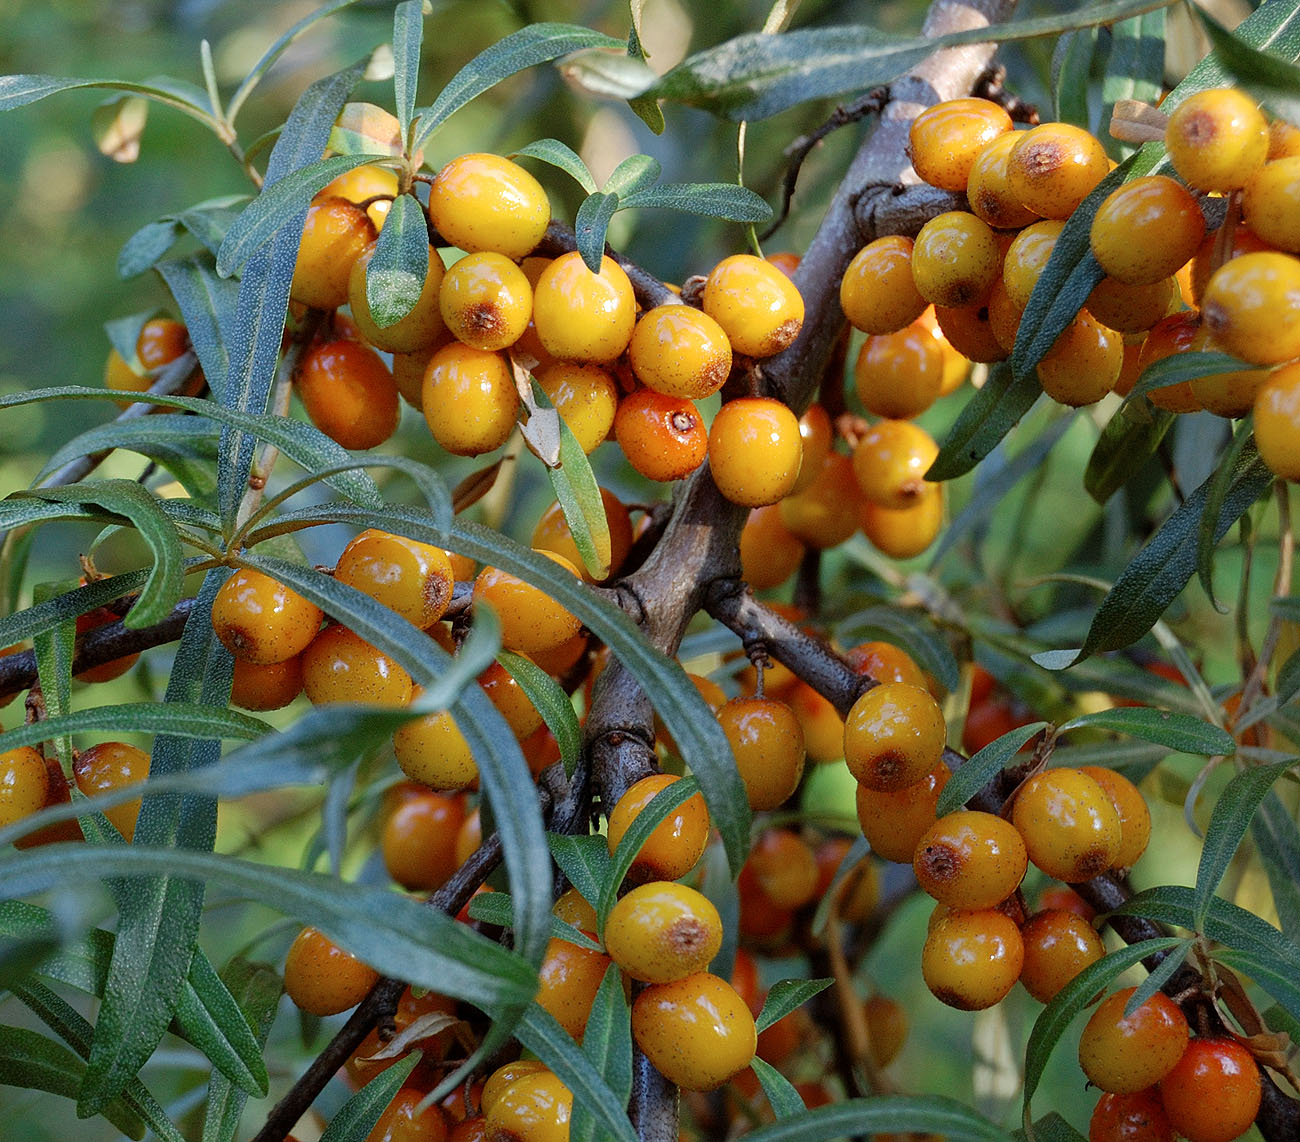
[840,236,928,334]
[1007,122,1110,219]
[535,363,618,455]
[439,252,532,351]
[302,625,413,707]
[532,489,633,583]
[1137,311,1204,413]
[747,828,820,910]
[1037,312,1123,407]
[1012,767,1123,883]
[1078,766,1151,869]
[843,681,947,791]
[967,131,1039,230]
[349,242,448,354]
[791,402,833,491]
[779,450,863,548]
[427,153,550,260]
[921,907,1024,1010]
[1165,88,1269,192]
[72,742,151,841]
[907,98,1013,192]
[1159,1036,1262,1142]
[934,300,1008,364]
[1201,251,1300,365]
[1090,176,1205,286]
[283,926,379,1016]
[422,342,520,456]
[860,481,944,560]
[1003,220,1066,309]
[604,881,722,983]
[717,696,805,811]
[1018,908,1106,1003]
[483,1070,572,1141]
[911,211,1001,309]
[532,252,635,364]
[1077,987,1189,1094]
[482,1061,550,1115]
[740,505,805,589]
[1089,1089,1174,1142]
[382,791,467,891]
[393,695,478,791]
[230,655,304,711]
[855,760,950,863]
[297,338,401,450]
[707,396,803,507]
[1254,360,1300,480]
[852,420,940,509]
[1242,156,1300,252]
[212,569,322,666]
[477,659,545,740]
[535,936,611,1042]
[367,1089,450,1142]
[631,972,757,1091]
[614,388,707,482]
[318,162,398,230]
[854,324,945,420]
[864,994,908,1067]
[702,254,804,357]
[0,746,51,829]
[629,305,733,400]
[291,197,376,311]
[336,530,456,630]
[473,553,581,657]
[1085,274,1178,335]
[847,640,927,689]
[606,773,709,883]
[912,810,1028,910]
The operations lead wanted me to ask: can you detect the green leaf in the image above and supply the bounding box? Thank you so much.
[739,1095,1006,1141]
[547,833,612,913]
[1100,9,1166,155]
[36,416,220,486]
[1123,938,1194,1017]
[599,778,702,927]
[558,47,658,100]
[466,893,604,951]
[836,605,960,692]
[602,153,661,199]
[176,948,268,1096]
[1197,419,1257,610]
[621,181,772,222]
[536,383,612,578]
[1252,790,1300,944]
[755,978,832,1032]
[413,24,625,150]
[0,703,265,758]
[571,964,633,1142]
[319,1050,422,1142]
[392,0,424,137]
[935,723,1048,817]
[574,191,619,272]
[927,363,1042,482]
[1052,28,1100,129]
[751,1056,806,1119]
[511,138,597,195]
[499,651,582,777]
[626,22,665,134]
[1276,649,1300,707]
[119,219,181,278]
[1058,707,1235,755]
[202,959,281,1142]
[1017,1112,1088,1142]
[155,253,238,402]
[365,194,429,329]
[1198,7,1300,124]
[0,74,214,124]
[1125,350,1256,405]
[1084,399,1174,505]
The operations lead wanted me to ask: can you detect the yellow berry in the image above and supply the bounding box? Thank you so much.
[702,253,804,357]
[438,251,532,351]
[427,152,550,259]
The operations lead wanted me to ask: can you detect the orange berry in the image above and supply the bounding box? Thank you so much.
[717,695,805,811]
[336,529,456,629]
[535,936,611,1042]
[1090,176,1205,285]
[967,131,1039,229]
[297,338,400,449]
[614,388,707,482]
[860,480,944,560]
[348,241,448,354]
[291,197,376,310]
[1037,311,1124,407]
[739,504,806,590]
[0,746,51,829]
[921,907,1024,1010]
[854,323,945,420]
[1242,156,1300,252]
[747,828,820,910]
[845,641,926,689]
[394,697,478,791]
[482,1061,550,1115]
[606,773,709,883]
[911,211,1001,309]
[1089,1088,1175,1142]
[534,362,618,455]
[366,1088,450,1142]
[1165,88,1269,192]
[791,402,833,492]
[1078,765,1151,869]
[787,679,845,763]
[1007,122,1110,219]
[302,624,413,707]
[1159,1036,1262,1142]
[1003,220,1067,310]
[1201,250,1300,365]
[851,420,939,509]
[1254,359,1300,480]
[843,682,947,791]
[841,236,928,334]
[421,341,519,456]
[864,994,908,1067]
[1138,311,1204,413]
[631,973,756,1091]
[230,655,304,711]
[211,568,322,666]
[702,253,804,357]
[531,489,633,583]
[908,98,1013,192]
[1012,767,1123,883]
[473,553,581,657]
[1077,987,1189,1094]
[912,809,1028,910]
[1018,907,1106,1003]
[438,251,532,351]
[604,881,722,983]
[779,450,863,548]
[707,396,802,507]
[1085,274,1179,335]
[427,153,550,259]
[629,305,732,400]
[317,163,398,230]
[283,926,379,1016]
[855,760,950,863]
[483,1070,572,1141]
[382,791,467,891]
[532,252,635,364]
[933,301,1008,363]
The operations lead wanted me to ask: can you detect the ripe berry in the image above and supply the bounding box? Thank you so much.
[841,236,928,334]
[846,640,927,690]
[1159,1036,1262,1142]
[230,655,304,711]
[813,836,880,922]
[473,553,581,657]
[702,253,804,357]
[1007,122,1110,219]
[283,926,380,1016]
[717,695,805,811]
[1254,360,1300,480]
[482,1061,550,1116]
[1085,274,1179,335]
[302,624,413,707]
[534,362,618,455]
[535,936,611,1042]
[860,481,944,560]
[1077,987,1189,1094]
[912,809,1028,910]
[1036,311,1123,407]
[297,338,401,449]
[613,388,707,482]
[911,211,1001,308]
[1078,765,1151,869]
[483,1070,573,1141]
[291,197,376,311]
[477,659,545,740]
[393,694,478,791]
[604,881,722,983]
[348,241,448,353]
[921,907,1024,1010]
[967,131,1039,230]
[1165,88,1269,192]
[606,773,709,883]
[382,791,467,891]
[1003,220,1066,309]
[631,972,757,1091]
[105,317,195,406]
[531,489,633,583]
[843,681,947,791]
[707,396,802,507]
[629,305,732,400]
[335,529,455,630]
[1242,156,1300,252]
[1089,1088,1174,1142]
[739,504,806,590]
[1012,766,1123,883]
[863,994,908,1067]
[421,341,520,456]
[532,252,636,364]
[908,98,1013,192]
[0,746,50,829]
[426,152,550,259]
[779,450,863,548]
[1018,908,1105,1003]
[1138,311,1204,413]
[366,1088,450,1142]
[318,162,398,230]
[934,301,1008,363]
[73,604,140,683]
[787,680,845,763]
[854,323,945,420]
[791,402,833,492]
[438,252,532,351]
[212,568,322,666]
[747,828,820,910]
[1089,176,1205,286]
[852,420,939,509]
[1201,250,1300,365]
[855,760,950,863]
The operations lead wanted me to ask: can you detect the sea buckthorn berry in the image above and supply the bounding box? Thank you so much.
[71,742,149,842]
[791,402,833,492]
[913,810,1028,910]
[1202,251,1300,365]
[291,197,377,311]
[1189,224,1276,305]
[921,907,1024,1010]
[283,926,380,1016]
[1090,176,1205,285]
[1078,766,1151,869]
[73,604,140,682]
[1037,311,1124,407]
[553,886,598,934]
[910,211,1001,309]
[813,837,880,922]
[915,306,970,393]
[230,655,304,711]
[483,1070,572,1142]
[317,162,398,230]
[427,153,550,260]
[477,659,544,740]
[604,881,722,983]
[394,697,478,791]
[137,316,189,371]
[748,828,820,910]
[382,791,467,891]
[212,568,323,665]
[717,696,805,811]
[104,345,147,405]
[740,504,806,590]
[788,680,845,763]
[438,252,532,351]
[840,236,928,334]
[631,972,757,1091]
[1269,118,1300,159]
[451,1116,487,1141]
[707,396,803,507]
[614,388,707,482]
[297,338,401,449]
[391,343,446,410]
[933,301,1008,363]
[779,450,863,548]
[366,1088,450,1142]
[907,98,1013,192]
[455,807,482,868]
[534,363,618,455]
[1007,122,1110,219]
[473,553,581,657]
[606,773,710,883]
[847,641,927,690]
[629,305,733,400]
[0,746,50,829]
[864,994,908,1067]
[1254,360,1300,480]
[855,760,950,863]
[531,489,633,583]
[535,936,611,1042]
[860,479,944,560]
[967,131,1039,229]
[1165,88,1269,192]
[1018,908,1106,1003]
[844,681,947,791]
[702,253,804,357]
[1159,1036,1262,1142]
[336,530,456,630]
[349,241,448,353]
[1077,987,1190,1094]
[1089,1088,1175,1142]
[1012,766,1123,883]
[736,862,794,945]
[1138,311,1204,413]
[302,625,413,707]
[854,324,944,420]
[422,342,520,456]
[1003,220,1067,309]
[482,1060,550,1115]
[1244,156,1300,252]
[1187,356,1271,419]
[532,252,635,364]
[852,420,940,509]
[1085,274,1178,335]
